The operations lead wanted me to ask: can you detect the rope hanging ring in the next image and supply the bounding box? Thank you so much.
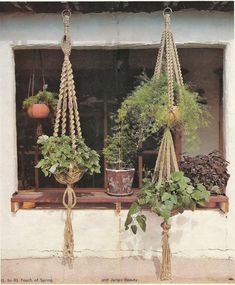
[163,7,173,16]
[61,9,72,56]
[61,9,71,18]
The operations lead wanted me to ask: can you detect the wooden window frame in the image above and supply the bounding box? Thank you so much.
[12,49,228,213]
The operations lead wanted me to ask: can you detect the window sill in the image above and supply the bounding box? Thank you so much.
[11,188,229,213]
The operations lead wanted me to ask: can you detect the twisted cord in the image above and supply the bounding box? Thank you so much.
[171,33,184,86]
[160,220,172,280]
[66,60,77,148]
[166,29,174,109]
[53,94,63,137]
[62,184,77,267]
[61,59,69,135]
[154,31,166,79]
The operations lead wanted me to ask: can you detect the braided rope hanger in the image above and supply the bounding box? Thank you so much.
[53,10,84,267]
[152,7,183,186]
[152,8,184,281]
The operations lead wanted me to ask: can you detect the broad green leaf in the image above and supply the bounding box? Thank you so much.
[131,225,137,234]
[186,185,194,194]
[161,192,172,202]
[171,171,184,181]
[197,183,206,192]
[49,163,58,174]
[128,202,140,216]
[125,215,132,227]
[136,215,146,232]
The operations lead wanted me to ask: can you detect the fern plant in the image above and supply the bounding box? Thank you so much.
[118,73,210,150]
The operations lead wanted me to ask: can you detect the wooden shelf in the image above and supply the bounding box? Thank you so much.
[11,189,229,213]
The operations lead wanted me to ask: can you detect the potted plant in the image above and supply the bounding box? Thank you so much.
[125,171,210,234]
[179,150,230,195]
[36,135,100,179]
[103,121,137,196]
[22,88,58,119]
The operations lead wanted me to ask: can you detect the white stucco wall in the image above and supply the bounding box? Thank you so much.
[0,10,234,260]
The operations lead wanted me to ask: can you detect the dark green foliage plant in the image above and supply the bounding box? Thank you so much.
[125,171,210,234]
[36,135,100,176]
[22,90,58,114]
[179,151,230,194]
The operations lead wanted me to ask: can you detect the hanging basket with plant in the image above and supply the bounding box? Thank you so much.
[23,87,58,119]
[124,8,211,281]
[36,10,100,266]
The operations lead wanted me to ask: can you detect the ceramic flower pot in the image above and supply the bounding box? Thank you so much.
[27,103,50,118]
[106,168,135,196]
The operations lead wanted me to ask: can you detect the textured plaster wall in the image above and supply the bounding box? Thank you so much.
[0,11,234,260]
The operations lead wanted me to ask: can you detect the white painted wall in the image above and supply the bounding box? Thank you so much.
[0,11,234,260]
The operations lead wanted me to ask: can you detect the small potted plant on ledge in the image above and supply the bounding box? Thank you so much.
[103,121,137,196]
[179,150,230,196]
[36,135,100,180]
[22,85,58,119]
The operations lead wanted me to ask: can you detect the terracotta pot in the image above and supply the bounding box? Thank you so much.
[106,168,135,196]
[27,103,50,118]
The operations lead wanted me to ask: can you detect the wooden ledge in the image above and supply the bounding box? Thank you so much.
[11,189,229,213]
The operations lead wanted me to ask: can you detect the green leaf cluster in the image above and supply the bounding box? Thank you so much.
[22,90,58,114]
[125,171,210,234]
[36,135,100,176]
[103,73,210,168]
[118,73,210,150]
[103,125,138,169]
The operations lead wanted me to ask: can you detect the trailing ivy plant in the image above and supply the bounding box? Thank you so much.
[36,135,100,176]
[125,171,210,234]
[22,90,58,115]
[179,151,230,194]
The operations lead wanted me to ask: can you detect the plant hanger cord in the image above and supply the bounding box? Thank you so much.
[152,8,184,281]
[53,9,83,267]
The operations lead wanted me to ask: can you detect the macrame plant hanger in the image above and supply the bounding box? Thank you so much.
[152,7,184,280]
[53,10,84,267]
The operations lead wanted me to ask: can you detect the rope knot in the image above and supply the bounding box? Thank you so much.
[161,221,171,232]
[63,184,77,209]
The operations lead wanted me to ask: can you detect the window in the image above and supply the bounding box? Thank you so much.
[12,47,227,211]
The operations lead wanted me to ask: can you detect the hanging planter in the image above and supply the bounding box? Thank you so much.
[27,103,50,118]
[36,10,100,266]
[23,88,57,119]
[124,7,212,281]
[23,50,58,119]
